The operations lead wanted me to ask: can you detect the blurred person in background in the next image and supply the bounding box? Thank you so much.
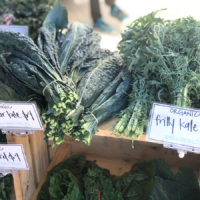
[90,0,128,32]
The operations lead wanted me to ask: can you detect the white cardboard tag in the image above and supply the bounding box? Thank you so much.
[147,103,200,150]
[0,144,29,170]
[0,101,43,133]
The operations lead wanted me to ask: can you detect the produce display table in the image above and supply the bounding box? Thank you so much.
[31,118,200,200]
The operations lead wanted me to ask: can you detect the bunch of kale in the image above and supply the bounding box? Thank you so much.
[0,2,131,145]
[115,10,200,138]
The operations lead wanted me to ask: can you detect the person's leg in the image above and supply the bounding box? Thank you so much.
[105,0,115,7]
[105,0,128,21]
[90,0,114,32]
[90,0,101,23]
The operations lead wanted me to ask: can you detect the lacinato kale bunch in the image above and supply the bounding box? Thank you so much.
[40,3,131,144]
[0,3,78,145]
[0,2,131,145]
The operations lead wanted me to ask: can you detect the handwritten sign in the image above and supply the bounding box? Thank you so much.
[0,25,28,35]
[0,101,43,132]
[0,144,29,170]
[147,103,200,149]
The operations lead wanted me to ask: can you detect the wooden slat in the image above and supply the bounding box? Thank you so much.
[6,134,24,200]
[13,173,23,200]
[69,134,200,171]
[85,154,136,176]
[14,135,36,200]
[47,140,58,162]
[29,130,49,185]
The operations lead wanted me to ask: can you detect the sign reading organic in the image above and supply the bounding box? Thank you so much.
[0,25,28,35]
[0,102,43,131]
[0,144,29,170]
[147,103,200,149]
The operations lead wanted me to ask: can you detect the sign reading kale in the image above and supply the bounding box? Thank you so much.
[0,101,43,132]
[147,103,200,149]
[0,144,29,170]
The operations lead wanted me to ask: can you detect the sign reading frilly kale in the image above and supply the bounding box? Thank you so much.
[0,25,28,35]
[0,144,29,171]
[147,103,200,149]
[0,101,43,133]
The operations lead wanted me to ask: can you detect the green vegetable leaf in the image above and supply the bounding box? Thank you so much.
[43,2,68,30]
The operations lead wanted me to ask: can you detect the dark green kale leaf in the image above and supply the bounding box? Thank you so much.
[83,168,123,200]
[58,22,93,75]
[77,51,121,108]
[48,169,83,200]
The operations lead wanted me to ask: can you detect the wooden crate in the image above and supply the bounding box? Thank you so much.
[31,118,200,200]
[6,130,49,200]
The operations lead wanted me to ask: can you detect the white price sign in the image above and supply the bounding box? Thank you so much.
[0,144,29,170]
[0,25,28,35]
[0,101,43,132]
[147,103,200,149]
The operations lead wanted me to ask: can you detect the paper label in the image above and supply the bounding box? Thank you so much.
[147,103,200,149]
[0,25,28,35]
[0,169,17,177]
[0,101,43,131]
[0,144,29,170]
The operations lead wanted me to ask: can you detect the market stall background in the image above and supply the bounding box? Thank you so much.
[62,0,200,51]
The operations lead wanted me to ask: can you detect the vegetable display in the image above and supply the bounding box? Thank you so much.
[1,4,200,199]
[115,11,200,138]
[37,155,200,200]
[41,3,131,144]
[0,2,131,145]
[2,1,200,144]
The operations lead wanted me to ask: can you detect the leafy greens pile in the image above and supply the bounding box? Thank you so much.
[0,2,131,145]
[115,11,200,138]
[37,155,200,200]
[0,0,56,39]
